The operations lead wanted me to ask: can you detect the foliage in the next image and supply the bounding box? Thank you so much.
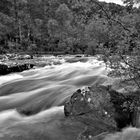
[0,0,139,58]
[99,0,140,89]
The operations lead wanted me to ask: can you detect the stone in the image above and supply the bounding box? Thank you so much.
[0,64,8,75]
[64,87,95,116]
[100,78,140,129]
[0,63,34,75]
[64,85,117,138]
[64,79,140,140]
[64,86,115,119]
[64,83,140,133]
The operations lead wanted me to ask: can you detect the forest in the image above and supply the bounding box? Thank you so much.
[0,0,140,55]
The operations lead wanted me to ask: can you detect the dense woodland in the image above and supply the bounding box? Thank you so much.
[0,0,140,55]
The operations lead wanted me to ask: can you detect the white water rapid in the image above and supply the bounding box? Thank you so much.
[0,56,109,140]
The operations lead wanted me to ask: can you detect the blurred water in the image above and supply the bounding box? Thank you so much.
[0,57,109,140]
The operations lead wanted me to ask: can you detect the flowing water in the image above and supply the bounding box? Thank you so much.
[0,56,109,140]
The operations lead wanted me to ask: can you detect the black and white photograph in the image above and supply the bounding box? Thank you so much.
[0,0,140,139]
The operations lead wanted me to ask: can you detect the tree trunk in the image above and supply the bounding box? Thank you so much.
[14,0,22,44]
[18,20,22,43]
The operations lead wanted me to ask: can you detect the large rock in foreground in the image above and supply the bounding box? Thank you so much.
[64,86,114,120]
[64,86,116,139]
[64,84,140,139]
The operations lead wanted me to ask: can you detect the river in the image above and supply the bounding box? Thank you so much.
[0,56,109,140]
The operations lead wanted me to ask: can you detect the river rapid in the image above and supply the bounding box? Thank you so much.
[0,56,109,140]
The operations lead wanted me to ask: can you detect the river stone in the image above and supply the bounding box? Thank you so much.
[64,83,140,132]
[0,64,8,75]
[64,80,140,139]
[64,86,116,126]
[64,86,117,139]
[0,63,34,75]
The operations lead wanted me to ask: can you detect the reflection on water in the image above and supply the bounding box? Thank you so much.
[0,57,108,140]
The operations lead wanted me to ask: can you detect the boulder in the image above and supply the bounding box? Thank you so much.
[64,86,116,139]
[0,63,34,75]
[108,88,140,129]
[0,64,8,75]
[101,78,140,129]
[64,87,94,116]
[64,86,115,123]
[64,83,140,140]
[77,131,108,140]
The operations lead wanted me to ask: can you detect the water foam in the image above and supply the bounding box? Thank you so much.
[0,74,23,85]
[0,57,110,139]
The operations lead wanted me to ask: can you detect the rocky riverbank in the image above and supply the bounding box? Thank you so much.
[0,54,34,75]
[0,54,90,75]
[0,63,34,75]
[64,82,140,140]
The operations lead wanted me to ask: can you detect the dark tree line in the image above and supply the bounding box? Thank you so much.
[0,0,140,55]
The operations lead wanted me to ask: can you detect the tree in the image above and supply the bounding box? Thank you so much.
[123,0,140,5]
[55,3,73,25]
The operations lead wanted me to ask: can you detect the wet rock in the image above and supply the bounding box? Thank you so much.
[65,57,88,63]
[64,84,140,139]
[64,86,116,138]
[64,86,115,122]
[100,79,140,129]
[0,63,34,75]
[64,87,94,116]
[108,88,140,129]
[0,64,8,75]
[77,130,108,140]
